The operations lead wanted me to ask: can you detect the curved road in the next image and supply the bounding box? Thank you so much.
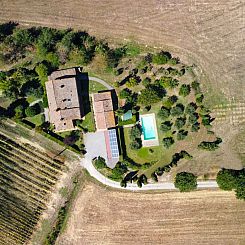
[89,76,114,90]
[83,76,219,191]
[81,158,218,191]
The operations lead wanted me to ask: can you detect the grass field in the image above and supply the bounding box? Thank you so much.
[58,181,245,245]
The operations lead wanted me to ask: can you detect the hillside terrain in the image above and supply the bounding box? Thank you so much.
[0,0,244,100]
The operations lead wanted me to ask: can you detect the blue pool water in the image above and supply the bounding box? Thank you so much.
[141,116,156,140]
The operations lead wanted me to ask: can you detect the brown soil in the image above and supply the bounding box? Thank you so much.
[58,181,245,245]
[0,0,244,100]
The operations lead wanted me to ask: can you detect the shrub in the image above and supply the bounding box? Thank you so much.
[191,81,201,94]
[94,156,107,169]
[179,84,191,97]
[174,172,197,192]
[168,57,179,65]
[163,137,174,149]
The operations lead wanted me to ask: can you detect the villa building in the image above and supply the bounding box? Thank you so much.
[45,68,84,132]
[92,92,116,131]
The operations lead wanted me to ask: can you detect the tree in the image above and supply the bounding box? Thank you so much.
[175,117,186,129]
[126,77,138,87]
[35,63,48,83]
[160,121,172,132]
[179,84,191,97]
[119,88,131,99]
[198,137,222,151]
[168,57,179,65]
[177,130,188,140]
[152,51,171,64]
[142,77,151,87]
[191,81,201,94]
[196,93,204,104]
[14,105,25,118]
[157,107,170,120]
[25,104,41,117]
[130,125,142,139]
[94,156,107,169]
[138,88,162,106]
[185,103,197,114]
[11,28,33,49]
[216,169,238,191]
[151,172,158,182]
[163,137,174,149]
[130,140,142,150]
[174,172,197,192]
[188,113,199,124]
[191,122,200,132]
[170,103,184,116]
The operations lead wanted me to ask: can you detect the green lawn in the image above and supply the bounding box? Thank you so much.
[80,112,96,132]
[26,95,39,104]
[123,126,173,177]
[26,113,44,126]
[89,80,107,93]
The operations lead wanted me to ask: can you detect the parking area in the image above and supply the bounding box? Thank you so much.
[84,131,117,168]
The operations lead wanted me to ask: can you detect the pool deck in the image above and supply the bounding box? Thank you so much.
[139,113,159,147]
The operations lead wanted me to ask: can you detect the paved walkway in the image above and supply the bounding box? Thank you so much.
[88,76,114,90]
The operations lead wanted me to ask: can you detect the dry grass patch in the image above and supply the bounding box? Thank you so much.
[58,181,245,245]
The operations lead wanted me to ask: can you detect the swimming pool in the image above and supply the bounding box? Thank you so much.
[141,114,157,140]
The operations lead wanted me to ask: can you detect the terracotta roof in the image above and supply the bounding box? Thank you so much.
[92,92,115,131]
[48,68,76,81]
[45,69,83,132]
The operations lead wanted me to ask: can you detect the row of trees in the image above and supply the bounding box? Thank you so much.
[0,22,126,69]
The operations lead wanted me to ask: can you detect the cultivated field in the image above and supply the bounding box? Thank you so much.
[58,181,245,245]
[0,131,65,244]
[0,120,81,245]
[0,0,244,100]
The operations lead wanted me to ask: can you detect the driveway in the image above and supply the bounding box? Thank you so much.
[84,131,117,168]
[81,157,219,191]
[84,131,107,161]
